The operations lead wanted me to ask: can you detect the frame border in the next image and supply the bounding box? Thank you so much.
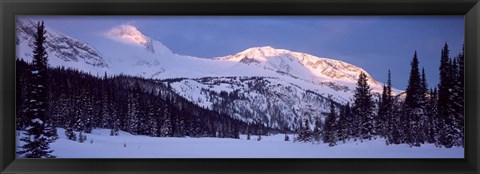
[1,0,479,173]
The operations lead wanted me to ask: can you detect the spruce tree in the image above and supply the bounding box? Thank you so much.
[404,51,424,146]
[352,72,374,140]
[389,96,403,144]
[323,101,337,146]
[16,60,31,130]
[336,103,350,143]
[419,68,430,144]
[160,103,173,137]
[449,51,464,147]
[297,119,312,142]
[127,84,141,135]
[384,70,396,144]
[18,21,56,158]
[454,45,465,147]
[437,43,456,148]
[65,127,76,141]
[312,117,322,142]
[426,88,439,144]
[377,85,388,137]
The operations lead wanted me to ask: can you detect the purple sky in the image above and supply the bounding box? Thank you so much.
[28,16,464,90]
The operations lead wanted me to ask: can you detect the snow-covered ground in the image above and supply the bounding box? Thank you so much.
[16,128,464,158]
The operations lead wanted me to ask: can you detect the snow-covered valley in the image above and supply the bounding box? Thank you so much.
[17,128,463,158]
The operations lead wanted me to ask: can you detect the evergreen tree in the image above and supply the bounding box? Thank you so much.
[147,96,160,137]
[72,89,85,132]
[126,83,141,134]
[389,96,403,144]
[420,68,429,104]
[419,68,431,144]
[352,72,374,140]
[437,43,457,148]
[297,119,312,142]
[377,85,388,137]
[160,102,173,137]
[383,70,397,145]
[403,51,424,146]
[323,101,337,146]
[83,90,94,133]
[312,117,322,142]
[65,127,76,141]
[453,45,465,147]
[18,21,56,158]
[449,51,463,147]
[16,59,31,130]
[426,88,439,144]
[337,103,350,143]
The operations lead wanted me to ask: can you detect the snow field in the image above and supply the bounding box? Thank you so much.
[17,128,464,158]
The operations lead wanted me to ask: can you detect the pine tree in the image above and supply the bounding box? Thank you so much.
[420,68,428,103]
[382,69,397,145]
[323,101,337,146]
[337,103,350,143]
[65,127,77,141]
[72,89,85,132]
[389,96,403,145]
[419,68,430,144]
[449,52,463,147]
[352,72,374,140]
[16,59,31,130]
[297,119,312,142]
[403,51,425,146]
[312,117,322,142]
[83,90,94,133]
[426,88,439,144]
[147,96,160,137]
[437,43,456,148]
[18,21,56,158]
[160,103,173,137]
[377,85,388,137]
[453,45,465,147]
[127,83,141,135]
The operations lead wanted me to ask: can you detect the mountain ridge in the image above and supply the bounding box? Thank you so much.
[16,19,402,129]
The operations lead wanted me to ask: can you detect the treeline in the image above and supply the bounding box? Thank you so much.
[16,59,271,139]
[297,43,464,148]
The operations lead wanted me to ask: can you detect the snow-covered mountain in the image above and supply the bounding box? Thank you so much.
[16,19,109,72]
[16,18,401,129]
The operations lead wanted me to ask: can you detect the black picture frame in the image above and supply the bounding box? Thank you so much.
[1,0,479,173]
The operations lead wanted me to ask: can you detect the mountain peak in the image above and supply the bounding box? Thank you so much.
[106,24,149,45]
[240,46,287,57]
[106,24,155,53]
[218,46,290,62]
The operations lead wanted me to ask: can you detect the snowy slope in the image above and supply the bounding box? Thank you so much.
[16,19,109,75]
[166,76,348,129]
[16,18,403,129]
[217,46,384,91]
[16,128,464,158]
